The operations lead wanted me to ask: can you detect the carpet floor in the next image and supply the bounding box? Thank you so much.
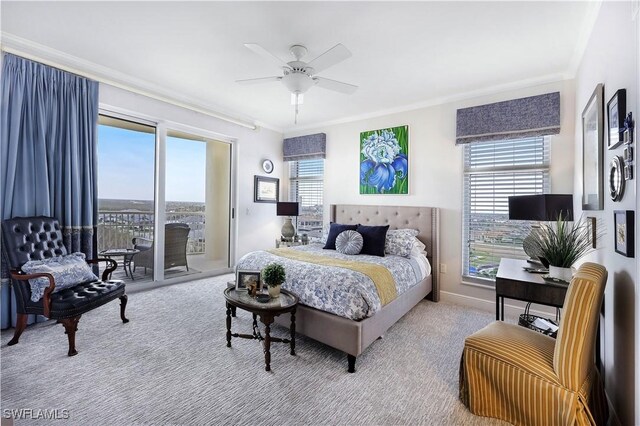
[1,274,508,425]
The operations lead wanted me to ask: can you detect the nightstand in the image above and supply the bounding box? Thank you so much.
[275,240,308,248]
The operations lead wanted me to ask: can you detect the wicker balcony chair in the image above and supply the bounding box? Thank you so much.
[131,223,190,274]
[459,262,608,425]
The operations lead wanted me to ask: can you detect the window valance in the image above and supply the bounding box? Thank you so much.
[456,92,560,145]
[283,133,326,161]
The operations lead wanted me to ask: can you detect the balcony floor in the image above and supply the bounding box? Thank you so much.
[106,254,228,284]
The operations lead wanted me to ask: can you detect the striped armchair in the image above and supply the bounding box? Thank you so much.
[459,262,608,425]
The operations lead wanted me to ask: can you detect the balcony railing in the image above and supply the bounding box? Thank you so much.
[98,210,205,254]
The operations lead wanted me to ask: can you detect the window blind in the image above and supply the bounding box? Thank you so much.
[289,159,324,238]
[462,137,550,284]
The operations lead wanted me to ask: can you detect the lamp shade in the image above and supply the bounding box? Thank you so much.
[276,202,299,217]
[508,194,573,221]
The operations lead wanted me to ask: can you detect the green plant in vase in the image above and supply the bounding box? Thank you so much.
[530,213,597,282]
[262,263,286,298]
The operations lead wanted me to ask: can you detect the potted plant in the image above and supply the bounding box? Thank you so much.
[530,214,596,282]
[262,263,286,298]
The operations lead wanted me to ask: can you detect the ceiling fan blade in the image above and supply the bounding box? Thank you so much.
[307,43,352,74]
[236,76,282,85]
[313,77,358,94]
[244,43,290,70]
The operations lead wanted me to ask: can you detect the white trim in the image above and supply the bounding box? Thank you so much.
[566,1,602,78]
[441,290,557,319]
[153,122,167,279]
[1,32,259,131]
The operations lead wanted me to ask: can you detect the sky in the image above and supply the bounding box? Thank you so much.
[97,125,206,202]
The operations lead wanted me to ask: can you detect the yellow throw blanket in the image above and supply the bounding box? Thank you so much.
[267,248,398,306]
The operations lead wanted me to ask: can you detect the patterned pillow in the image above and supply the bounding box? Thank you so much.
[320,223,331,244]
[335,230,363,255]
[22,252,99,302]
[385,229,419,257]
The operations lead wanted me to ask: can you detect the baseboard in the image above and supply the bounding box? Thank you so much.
[440,290,558,320]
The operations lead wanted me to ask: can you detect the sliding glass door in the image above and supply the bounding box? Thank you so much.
[164,130,231,279]
[97,114,233,284]
[97,115,157,283]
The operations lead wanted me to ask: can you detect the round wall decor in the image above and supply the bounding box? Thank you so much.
[609,156,625,201]
[262,159,274,174]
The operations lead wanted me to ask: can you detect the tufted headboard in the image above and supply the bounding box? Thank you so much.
[330,204,440,301]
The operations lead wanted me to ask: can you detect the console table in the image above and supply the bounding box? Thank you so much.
[495,258,568,321]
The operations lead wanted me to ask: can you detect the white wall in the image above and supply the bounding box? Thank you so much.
[285,80,575,309]
[572,2,638,424]
[98,84,284,263]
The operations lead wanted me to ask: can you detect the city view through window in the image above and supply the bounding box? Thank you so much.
[463,137,549,282]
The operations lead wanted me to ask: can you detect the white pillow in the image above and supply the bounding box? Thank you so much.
[413,238,426,252]
[385,229,419,257]
[410,245,428,258]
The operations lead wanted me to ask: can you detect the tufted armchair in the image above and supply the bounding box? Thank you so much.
[1,216,129,356]
[459,262,608,425]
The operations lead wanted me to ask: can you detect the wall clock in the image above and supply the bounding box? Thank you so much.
[609,156,625,201]
[262,159,274,174]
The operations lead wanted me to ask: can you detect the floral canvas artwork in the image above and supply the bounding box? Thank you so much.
[359,125,409,194]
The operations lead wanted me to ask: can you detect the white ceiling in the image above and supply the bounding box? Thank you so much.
[1,1,597,132]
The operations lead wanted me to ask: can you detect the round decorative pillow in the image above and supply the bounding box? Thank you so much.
[335,230,363,255]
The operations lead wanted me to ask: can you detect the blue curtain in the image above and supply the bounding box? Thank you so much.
[0,53,99,329]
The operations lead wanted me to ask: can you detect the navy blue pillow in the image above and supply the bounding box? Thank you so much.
[356,225,390,257]
[323,223,358,250]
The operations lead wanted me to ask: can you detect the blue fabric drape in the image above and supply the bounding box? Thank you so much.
[1,54,99,329]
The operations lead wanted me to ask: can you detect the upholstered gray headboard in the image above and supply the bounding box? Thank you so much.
[330,204,440,301]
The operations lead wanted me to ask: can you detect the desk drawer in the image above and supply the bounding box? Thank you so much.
[496,280,567,308]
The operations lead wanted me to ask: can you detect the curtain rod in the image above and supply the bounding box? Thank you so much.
[1,46,258,131]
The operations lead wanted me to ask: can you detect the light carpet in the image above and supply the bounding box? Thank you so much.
[1,274,508,425]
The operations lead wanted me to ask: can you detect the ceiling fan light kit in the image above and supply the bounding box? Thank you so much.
[237,43,358,124]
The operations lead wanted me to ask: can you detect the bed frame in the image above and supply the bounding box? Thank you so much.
[274,204,440,372]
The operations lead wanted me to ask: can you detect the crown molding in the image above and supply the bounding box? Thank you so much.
[565,1,602,79]
[284,72,569,134]
[0,32,276,132]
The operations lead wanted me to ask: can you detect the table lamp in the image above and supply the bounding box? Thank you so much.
[276,202,299,241]
[508,194,573,263]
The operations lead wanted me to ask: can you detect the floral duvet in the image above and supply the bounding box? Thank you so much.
[235,244,428,320]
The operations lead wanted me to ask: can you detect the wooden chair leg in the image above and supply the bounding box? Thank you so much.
[120,295,129,323]
[60,316,81,356]
[7,313,28,346]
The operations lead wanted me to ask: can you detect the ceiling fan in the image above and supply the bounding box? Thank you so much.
[236,43,358,123]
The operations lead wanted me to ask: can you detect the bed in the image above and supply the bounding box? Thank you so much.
[236,204,440,372]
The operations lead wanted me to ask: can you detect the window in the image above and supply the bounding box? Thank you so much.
[462,137,550,284]
[289,159,324,238]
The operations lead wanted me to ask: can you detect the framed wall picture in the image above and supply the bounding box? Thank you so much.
[254,175,279,203]
[236,270,262,291]
[607,89,626,149]
[582,83,604,210]
[359,125,409,194]
[614,210,634,257]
